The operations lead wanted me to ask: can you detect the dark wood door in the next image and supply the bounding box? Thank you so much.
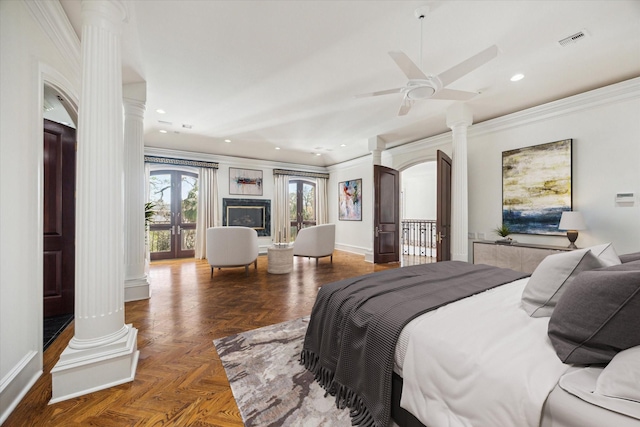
[436,150,452,262]
[43,119,76,317]
[374,165,400,263]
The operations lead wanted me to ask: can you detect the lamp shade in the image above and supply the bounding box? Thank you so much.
[559,211,586,230]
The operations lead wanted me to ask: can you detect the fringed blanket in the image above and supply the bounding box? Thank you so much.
[300,261,528,427]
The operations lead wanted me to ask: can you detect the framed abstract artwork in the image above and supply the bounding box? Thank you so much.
[502,139,572,235]
[338,179,362,221]
[229,168,263,196]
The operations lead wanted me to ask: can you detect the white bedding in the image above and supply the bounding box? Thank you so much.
[399,278,570,427]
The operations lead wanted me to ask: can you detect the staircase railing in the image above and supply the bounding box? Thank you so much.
[401,219,437,258]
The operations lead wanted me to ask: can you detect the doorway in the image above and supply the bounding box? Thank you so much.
[148,170,198,260]
[289,179,316,240]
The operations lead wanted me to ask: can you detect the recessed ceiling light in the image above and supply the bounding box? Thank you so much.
[340,144,347,147]
[510,73,525,82]
[224,139,231,143]
[275,147,281,150]
[159,130,167,133]
[156,109,166,114]
[315,153,321,156]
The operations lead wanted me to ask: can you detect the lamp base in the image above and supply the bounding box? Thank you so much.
[566,230,578,249]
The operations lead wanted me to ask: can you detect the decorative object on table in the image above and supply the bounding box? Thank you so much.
[338,179,362,221]
[502,139,572,235]
[222,198,270,236]
[229,167,263,196]
[214,317,349,427]
[558,211,586,249]
[493,223,514,244]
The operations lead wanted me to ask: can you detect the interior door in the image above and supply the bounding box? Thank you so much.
[149,171,197,260]
[43,119,76,317]
[436,150,452,261]
[374,165,400,263]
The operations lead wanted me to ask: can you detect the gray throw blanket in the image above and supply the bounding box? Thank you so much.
[300,261,529,427]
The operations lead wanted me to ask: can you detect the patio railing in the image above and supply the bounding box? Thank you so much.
[401,219,437,258]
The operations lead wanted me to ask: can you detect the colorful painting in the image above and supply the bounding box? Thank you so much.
[502,139,572,235]
[229,168,263,196]
[339,179,362,221]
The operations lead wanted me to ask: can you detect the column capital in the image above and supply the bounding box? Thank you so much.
[446,103,473,129]
[81,0,128,33]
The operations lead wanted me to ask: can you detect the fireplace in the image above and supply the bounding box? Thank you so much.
[222,198,271,236]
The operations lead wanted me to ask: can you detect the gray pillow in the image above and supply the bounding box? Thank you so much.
[521,248,606,317]
[548,265,640,364]
[620,252,640,263]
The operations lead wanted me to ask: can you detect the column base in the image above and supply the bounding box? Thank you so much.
[50,324,139,404]
[124,276,150,302]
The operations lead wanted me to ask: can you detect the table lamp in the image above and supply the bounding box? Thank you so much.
[558,211,586,249]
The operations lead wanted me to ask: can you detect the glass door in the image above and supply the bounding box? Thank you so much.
[289,179,316,241]
[149,170,198,260]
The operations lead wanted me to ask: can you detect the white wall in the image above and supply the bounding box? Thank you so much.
[0,1,80,422]
[327,158,374,256]
[467,78,640,255]
[401,162,436,220]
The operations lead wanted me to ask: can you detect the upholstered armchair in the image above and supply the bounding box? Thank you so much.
[206,226,259,277]
[293,223,335,265]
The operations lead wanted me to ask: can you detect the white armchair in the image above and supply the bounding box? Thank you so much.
[206,226,259,277]
[293,223,335,265]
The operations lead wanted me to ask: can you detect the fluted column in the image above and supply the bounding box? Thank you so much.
[51,0,139,403]
[446,103,473,262]
[123,84,149,301]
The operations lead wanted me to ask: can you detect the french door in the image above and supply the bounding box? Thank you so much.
[149,170,198,260]
[289,179,316,240]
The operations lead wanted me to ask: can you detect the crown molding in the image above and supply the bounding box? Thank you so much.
[470,77,640,137]
[24,0,80,84]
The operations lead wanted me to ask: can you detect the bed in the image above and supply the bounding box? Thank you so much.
[301,244,640,427]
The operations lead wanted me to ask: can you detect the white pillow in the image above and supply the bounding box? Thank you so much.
[595,346,640,403]
[521,248,606,317]
[588,242,622,266]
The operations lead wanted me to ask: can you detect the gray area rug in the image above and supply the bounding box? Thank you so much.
[214,317,351,426]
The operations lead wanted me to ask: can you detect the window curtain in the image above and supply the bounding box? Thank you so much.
[273,174,290,244]
[194,167,219,259]
[316,177,328,225]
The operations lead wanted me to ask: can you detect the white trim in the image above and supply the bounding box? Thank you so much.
[0,351,41,425]
[24,0,81,84]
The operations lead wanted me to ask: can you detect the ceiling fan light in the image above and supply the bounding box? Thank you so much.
[407,86,436,100]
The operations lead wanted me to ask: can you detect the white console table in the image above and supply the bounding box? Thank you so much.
[473,241,572,274]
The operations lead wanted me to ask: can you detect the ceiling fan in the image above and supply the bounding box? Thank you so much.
[357,7,498,116]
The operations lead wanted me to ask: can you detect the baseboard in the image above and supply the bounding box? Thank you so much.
[335,244,370,257]
[0,350,42,425]
[124,277,150,302]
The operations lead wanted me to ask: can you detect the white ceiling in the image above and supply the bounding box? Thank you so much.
[60,0,640,167]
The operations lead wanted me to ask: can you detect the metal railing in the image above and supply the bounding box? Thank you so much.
[401,219,437,258]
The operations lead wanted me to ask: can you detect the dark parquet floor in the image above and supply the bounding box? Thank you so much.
[6,250,431,426]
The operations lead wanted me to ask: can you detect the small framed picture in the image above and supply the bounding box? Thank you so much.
[229,168,263,196]
[338,179,362,221]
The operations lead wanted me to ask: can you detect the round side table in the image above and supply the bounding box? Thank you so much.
[267,245,294,274]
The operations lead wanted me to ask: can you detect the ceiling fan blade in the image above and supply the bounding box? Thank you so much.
[355,87,404,98]
[388,51,427,80]
[398,96,413,116]
[431,88,478,101]
[437,45,498,87]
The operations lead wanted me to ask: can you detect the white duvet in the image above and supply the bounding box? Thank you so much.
[400,278,569,427]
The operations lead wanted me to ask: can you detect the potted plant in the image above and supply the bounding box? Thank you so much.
[493,223,513,244]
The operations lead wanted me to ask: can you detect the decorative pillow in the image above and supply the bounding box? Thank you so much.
[595,345,640,403]
[588,242,621,266]
[521,248,606,317]
[547,267,640,364]
[620,251,640,263]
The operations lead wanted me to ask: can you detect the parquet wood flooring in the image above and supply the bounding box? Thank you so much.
[4,250,426,426]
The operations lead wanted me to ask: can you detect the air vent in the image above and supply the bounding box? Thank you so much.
[558,30,588,47]
[182,124,192,129]
[158,120,172,125]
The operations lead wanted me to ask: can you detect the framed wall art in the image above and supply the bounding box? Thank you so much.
[338,179,362,221]
[502,139,572,235]
[229,167,263,196]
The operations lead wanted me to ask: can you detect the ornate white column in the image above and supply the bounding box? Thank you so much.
[446,103,473,262]
[51,0,139,403]
[123,83,149,302]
